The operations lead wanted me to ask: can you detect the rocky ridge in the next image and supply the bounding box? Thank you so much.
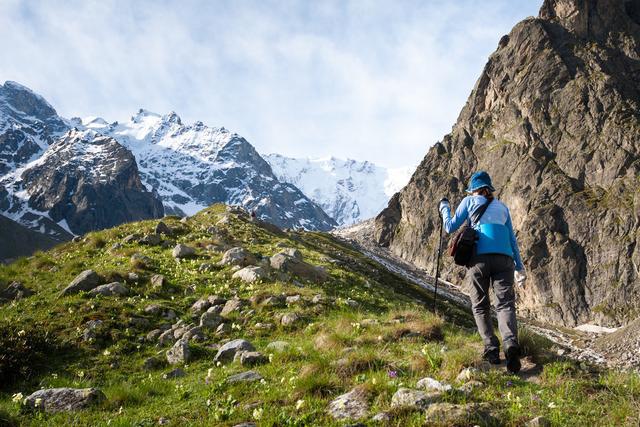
[374,0,640,328]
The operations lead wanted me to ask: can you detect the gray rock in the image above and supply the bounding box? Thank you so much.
[207,295,226,305]
[327,387,369,420]
[146,329,164,342]
[424,402,496,425]
[200,312,223,329]
[207,305,224,315]
[285,295,302,305]
[390,388,440,410]
[269,253,328,283]
[280,312,301,327]
[458,380,484,394]
[166,339,191,365]
[139,234,162,245]
[220,297,243,317]
[216,322,231,335]
[155,221,173,235]
[150,274,166,289]
[0,281,34,302]
[172,244,195,259]
[218,247,256,267]
[128,317,150,329]
[214,339,255,364]
[191,298,212,313]
[239,351,268,366]
[61,270,101,296]
[144,304,163,315]
[226,370,263,383]
[232,423,256,427]
[158,329,177,346]
[416,377,452,392]
[88,282,130,297]
[526,416,552,427]
[182,326,205,342]
[123,234,141,244]
[232,266,267,283]
[371,412,391,423]
[24,388,106,413]
[282,248,303,260]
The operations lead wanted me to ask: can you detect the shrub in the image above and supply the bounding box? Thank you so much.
[0,324,62,389]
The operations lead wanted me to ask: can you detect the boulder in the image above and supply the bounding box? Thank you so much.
[239,351,268,366]
[200,312,223,330]
[166,339,191,365]
[219,247,256,267]
[139,234,161,245]
[390,388,440,410]
[280,312,301,327]
[327,387,369,420]
[172,244,195,259]
[150,274,166,289]
[24,388,106,413]
[214,339,255,364]
[88,282,130,297]
[220,297,243,317]
[424,402,496,425]
[191,298,212,313]
[61,270,101,296]
[269,253,328,283]
[232,266,267,283]
[155,221,173,235]
[158,329,177,346]
[226,370,263,383]
[0,281,34,303]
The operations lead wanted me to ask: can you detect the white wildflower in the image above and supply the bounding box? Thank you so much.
[11,393,23,403]
[252,408,263,420]
[295,399,305,410]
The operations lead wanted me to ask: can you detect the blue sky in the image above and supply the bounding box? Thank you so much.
[0,0,540,168]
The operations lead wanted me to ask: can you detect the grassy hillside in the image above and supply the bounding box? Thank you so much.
[0,205,638,426]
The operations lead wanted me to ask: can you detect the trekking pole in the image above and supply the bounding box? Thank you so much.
[433,211,444,313]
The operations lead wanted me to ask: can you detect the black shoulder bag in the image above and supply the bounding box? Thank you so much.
[447,199,492,266]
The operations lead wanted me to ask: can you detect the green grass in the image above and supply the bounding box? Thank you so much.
[0,204,638,426]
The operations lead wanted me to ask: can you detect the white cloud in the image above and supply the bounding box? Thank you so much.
[0,0,541,168]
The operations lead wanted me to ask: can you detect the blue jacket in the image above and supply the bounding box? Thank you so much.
[441,195,524,271]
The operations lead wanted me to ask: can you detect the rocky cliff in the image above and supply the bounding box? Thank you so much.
[374,0,640,327]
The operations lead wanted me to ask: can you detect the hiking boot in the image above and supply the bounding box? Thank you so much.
[483,349,501,365]
[505,346,521,374]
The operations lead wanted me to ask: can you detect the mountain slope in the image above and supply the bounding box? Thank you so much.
[0,204,638,426]
[374,0,640,328]
[0,214,60,262]
[265,154,412,226]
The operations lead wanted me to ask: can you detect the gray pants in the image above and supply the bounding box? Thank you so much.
[466,253,519,354]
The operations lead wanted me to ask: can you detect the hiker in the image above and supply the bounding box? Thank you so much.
[438,171,526,373]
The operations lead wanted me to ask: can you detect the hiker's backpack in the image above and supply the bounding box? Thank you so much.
[447,199,492,266]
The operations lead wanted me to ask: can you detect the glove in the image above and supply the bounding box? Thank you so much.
[438,197,450,215]
[515,270,526,287]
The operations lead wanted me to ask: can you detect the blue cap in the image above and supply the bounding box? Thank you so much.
[466,171,495,193]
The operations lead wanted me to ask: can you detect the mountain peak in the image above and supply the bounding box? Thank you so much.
[0,80,59,122]
[539,0,640,39]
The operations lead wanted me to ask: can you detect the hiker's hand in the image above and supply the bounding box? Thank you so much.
[438,198,449,215]
[515,270,526,287]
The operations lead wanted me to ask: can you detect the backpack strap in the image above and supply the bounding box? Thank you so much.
[469,199,493,227]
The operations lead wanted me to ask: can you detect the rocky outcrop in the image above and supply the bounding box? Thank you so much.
[374,0,640,327]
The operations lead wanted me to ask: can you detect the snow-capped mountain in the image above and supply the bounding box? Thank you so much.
[0,81,336,244]
[264,154,413,226]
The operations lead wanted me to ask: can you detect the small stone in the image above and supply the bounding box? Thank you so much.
[232,266,267,283]
[127,272,140,281]
[458,380,484,394]
[424,402,496,425]
[191,298,212,313]
[88,282,130,297]
[123,234,140,244]
[214,339,255,364]
[227,370,263,383]
[456,367,478,382]
[155,221,173,235]
[158,417,170,425]
[166,339,191,365]
[146,329,164,342]
[261,295,285,307]
[416,377,452,392]
[207,305,224,315]
[221,298,243,317]
[144,304,163,315]
[254,322,274,331]
[239,351,268,366]
[150,274,166,289]
[183,326,205,342]
[390,388,440,410]
[286,295,302,305]
[172,244,196,259]
[200,312,223,329]
[280,312,300,327]
[61,270,101,296]
[218,247,256,267]
[327,387,369,420]
[163,368,186,379]
[24,388,106,413]
[311,294,325,304]
[208,295,226,305]
[371,412,391,423]
[139,234,162,245]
